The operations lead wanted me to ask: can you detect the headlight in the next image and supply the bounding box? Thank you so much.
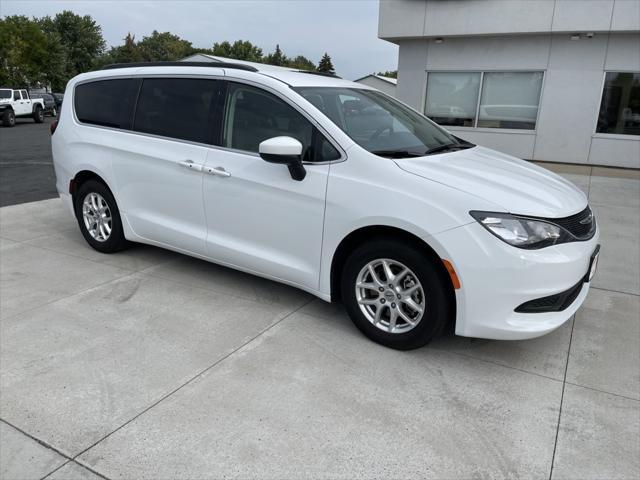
[470,211,571,249]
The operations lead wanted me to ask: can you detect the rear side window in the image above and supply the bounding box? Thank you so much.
[133,78,220,144]
[74,79,140,129]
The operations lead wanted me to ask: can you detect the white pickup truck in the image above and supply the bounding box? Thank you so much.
[0,88,45,127]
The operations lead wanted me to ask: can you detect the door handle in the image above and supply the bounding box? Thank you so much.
[205,166,231,178]
[178,159,203,172]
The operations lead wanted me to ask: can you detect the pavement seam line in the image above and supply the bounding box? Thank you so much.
[41,459,110,480]
[591,285,640,297]
[0,419,111,480]
[69,297,315,464]
[0,271,139,322]
[0,418,73,461]
[548,313,577,480]
[39,460,71,480]
[445,349,566,384]
[563,381,640,403]
[291,309,568,384]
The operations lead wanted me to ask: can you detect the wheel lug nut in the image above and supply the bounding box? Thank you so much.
[380,298,386,304]
[378,287,384,292]
[397,294,401,299]
[391,303,396,308]
[388,284,393,288]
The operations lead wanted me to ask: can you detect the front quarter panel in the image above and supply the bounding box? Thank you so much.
[320,147,500,297]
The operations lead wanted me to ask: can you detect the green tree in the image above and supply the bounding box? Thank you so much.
[0,16,65,89]
[212,40,262,62]
[317,53,335,75]
[138,30,194,62]
[287,55,316,71]
[376,70,397,79]
[93,33,143,68]
[39,10,105,81]
[264,44,287,67]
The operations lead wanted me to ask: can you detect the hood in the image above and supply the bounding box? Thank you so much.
[394,146,587,218]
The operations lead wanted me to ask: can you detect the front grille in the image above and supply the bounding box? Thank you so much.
[515,280,585,313]
[544,206,596,240]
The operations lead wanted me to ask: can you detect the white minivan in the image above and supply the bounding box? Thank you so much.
[51,61,599,350]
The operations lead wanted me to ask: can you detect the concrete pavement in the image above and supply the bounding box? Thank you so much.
[0,165,638,479]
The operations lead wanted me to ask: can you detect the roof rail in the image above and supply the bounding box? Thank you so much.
[297,70,341,79]
[102,61,259,72]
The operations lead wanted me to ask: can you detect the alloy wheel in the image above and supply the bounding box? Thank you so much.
[82,192,112,242]
[355,258,426,333]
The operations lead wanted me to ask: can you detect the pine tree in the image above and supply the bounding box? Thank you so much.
[265,44,286,66]
[317,53,335,75]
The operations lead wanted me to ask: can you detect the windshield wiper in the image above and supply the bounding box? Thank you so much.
[370,150,424,159]
[424,142,474,155]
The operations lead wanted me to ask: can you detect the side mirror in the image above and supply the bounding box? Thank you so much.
[258,136,306,181]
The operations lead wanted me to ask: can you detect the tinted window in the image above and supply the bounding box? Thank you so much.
[75,79,140,129]
[597,72,640,136]
[134,78,219,143]
[0,90,10,99]
[223,82,339,162]
[20,90,28,99]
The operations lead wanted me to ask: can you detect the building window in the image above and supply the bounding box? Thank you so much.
[425,71,544,130]
[425,72,480,127]
[477,72,543,129]
[597,72,640,136]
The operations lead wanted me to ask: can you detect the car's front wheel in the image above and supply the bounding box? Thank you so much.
[341,239,452,350]
[74,180,128,253]
[2,109,15,127]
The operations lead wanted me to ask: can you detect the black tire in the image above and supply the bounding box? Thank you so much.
[33,106,44,123]
[341,239,451,350]
[2,109,15,127]
[74,180,129,253]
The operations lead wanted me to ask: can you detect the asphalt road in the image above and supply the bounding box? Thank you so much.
[0,117,58,207]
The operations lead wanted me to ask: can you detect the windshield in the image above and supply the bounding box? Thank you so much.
[294,87,473,158]
[0,90,11,99]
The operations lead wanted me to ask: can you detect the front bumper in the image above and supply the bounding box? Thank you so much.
[435,221,600,340]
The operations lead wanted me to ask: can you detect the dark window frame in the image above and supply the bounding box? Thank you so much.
[596,71,640,137]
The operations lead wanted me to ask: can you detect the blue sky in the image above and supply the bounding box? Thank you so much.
[2,0,399,80]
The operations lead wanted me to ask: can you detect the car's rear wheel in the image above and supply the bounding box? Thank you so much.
[74,180,128,253]
[2,109,15,127]
[341,239,451,350]
[33,106,44,123]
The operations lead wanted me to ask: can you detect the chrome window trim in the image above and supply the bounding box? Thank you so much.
[72,73,347,165]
